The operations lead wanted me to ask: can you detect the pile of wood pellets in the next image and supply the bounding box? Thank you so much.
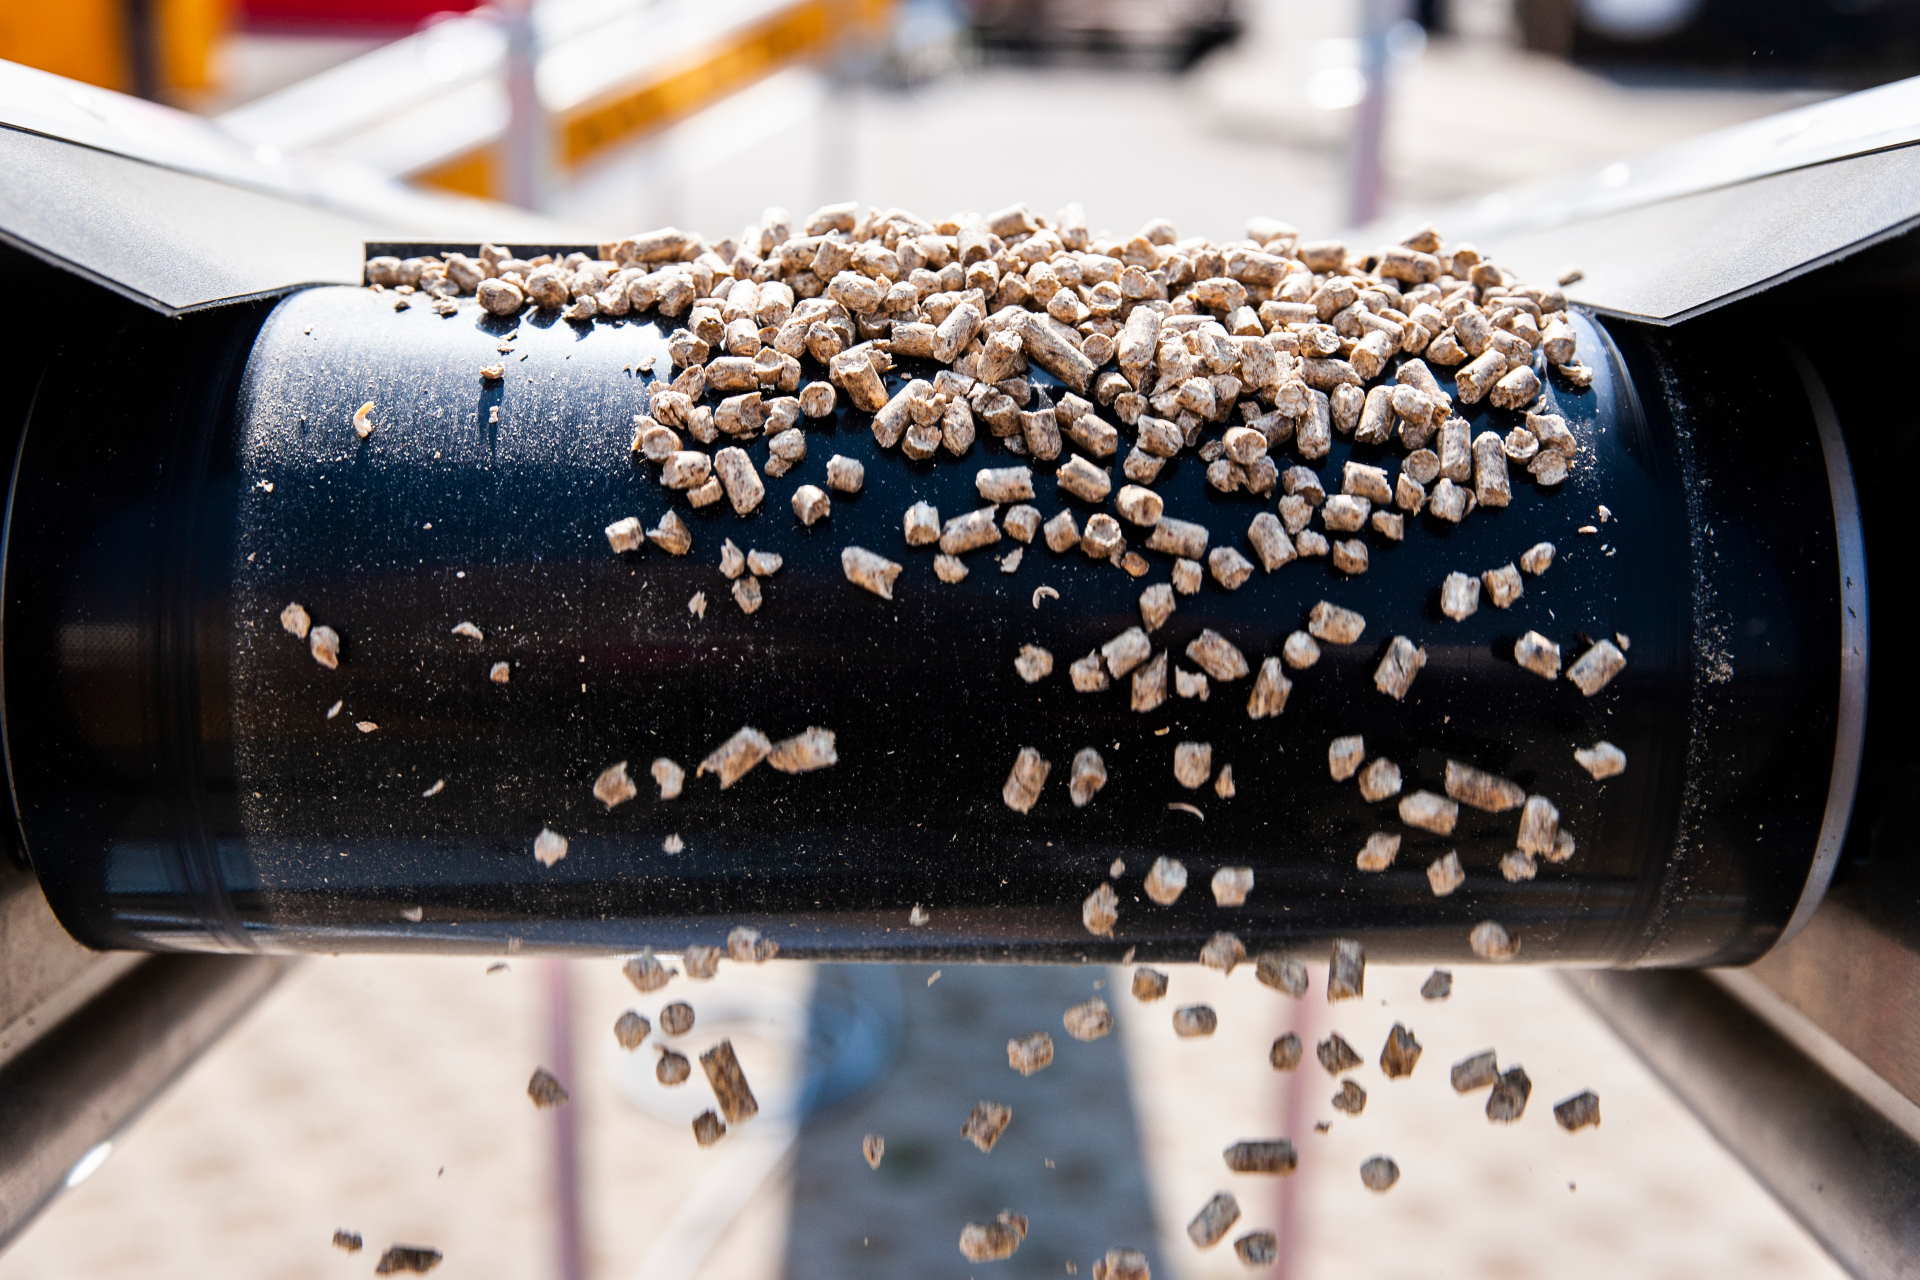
[350,203,1631,1271]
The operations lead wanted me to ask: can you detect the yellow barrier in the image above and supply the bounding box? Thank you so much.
[0,0,226,99]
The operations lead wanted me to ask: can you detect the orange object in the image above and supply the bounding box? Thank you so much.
[0,0,227,100]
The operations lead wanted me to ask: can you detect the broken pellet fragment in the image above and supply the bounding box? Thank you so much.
[1426,851,1465,897]
[1398,791,1458,835]
[1083,882,1119,937]
[309,625,341,670]
[1421,969,1453,1000]
[1575,741,1627,779]
[1211,866,1253,907]
[1007,1031,1055,1076]
[1174,741,1213,789]
[1174,1005,1218,1038]
[1004,747,1051,814]
[1064,996,1114,1041]
[1307,601,1366,644]
[623,948,676,993]
[692,1110,726,1146]
[1317,1033,1362,1075]
[1554,1090,1602,1131]
[697,727,772,789]
[961,1100,1013,1153]
[1469,920,1519,961]
[1186,629,1248,681]
[958,1212,1029,1263]
[1270,1033,1303,1070]
[1567,639,1627,696]
[700,1039,759,1125]
[1132,967,1169,1002]
[659,1001,696,1037]
[1380,1024,1422,1078]
[1445,761,1526,812]
[1223,1140,1297,1175]
[1357,758,1402,803]
[841,546,903,600]
[527,1067,570,1109]
[594,761,638,809]
[533,827,569,867]
[1328,939,1365,1001]
[1488,1065,1533,1123]
[768,727,837,773]
[1069,747,1108,807]
[727,926,779,964]
[1331,1081,1367,1114]
[1359,1156,1400,1192]
[1355,831,1400,872]
[1440,572,1480,621]
[1199,931,1246,974]
[1185,1193,1241,1250]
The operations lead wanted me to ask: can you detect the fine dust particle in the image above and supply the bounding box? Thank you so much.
[355,721,379,734]
[326,700,343,719]
[533,827,569,867]
[399,906,423,923]
[421,778,445,797]
[664,833,684,854]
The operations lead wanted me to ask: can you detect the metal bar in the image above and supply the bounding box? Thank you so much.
[0,953,293,1249]
[1564,969,1920,1279]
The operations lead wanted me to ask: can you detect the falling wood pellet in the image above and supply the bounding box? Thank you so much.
[792,484,831,525]
[825,454,865,493]
[1567,639,1627,695]
[1004,747,1051,813]
[1332,1081,1367,1114]
[1576,741,1627,779]
[1520,541,1557,575]
[594,761,637,809]
[1214,765,1236,799]
[977,465,1036,503]
[903,501,940,546]
[373,1245,442,1274]
[1069,747,1108,807]
[533,827,569,867]
[1445,761,1526,812]
[651,757,685,800]
[1500,851,1538,882]
[1554,1090,1602,1131]
[527,1068,570,1108]
[1328,939,1365,1001]
[1008,1031,1056,1075]
[1317,1033,1362,1075]
[1092,1247,1151,1280]
[1246,659,1291,719]
[698,727,772,788]
[1210,865,1253,906]
[1358,759,1402,803]
[1427,851,1465,896]
[1482,563,1524,609]
[841,546,903,600]
[1380,1024,1423,1077]
[1063,996,1114,1041]
[615,1011,651,1049]
[1132,967,1169,1002]
[958,1212,1029,1262]
[1174,742,1213,789]
[1083,883,1119,936]
[1421,969,1453,1000]
[1329,735,1365,781]
[1514,630,1562,679]
[332,1231,363,1254]
[726,926,779,963]
[1102,627,1152,677]
[1235,1232,1278,1266]
[961,1100,1013,1153]
[659,1001,695,1037]
[1488,1065,1533,1122]
[692,1111,726,1146]
[1223,1140,1297,1174]
[768,727,837,773]
[1270,1033,1304,1070]
[280,602,311,639]
[1356,831,1401,872]
[658,1048,693,1086]
[623,949,676,992]
[1452,1050,1500,1092]
[1186,1193,1241,1250]
[1174,1005,1219,1038]
[1199,931,1247,974]
[1174,668,1208,700]
[1256,953,1308,997]
[1186,630,1248,681]
[1440,572,1480,621]
[1470,920,1519,961]
[700,1040,759,1125]
[1307,601,1366,644]
[1517,794,1561,855]
[1374,636,1425,699]
[1360,1156,1400,1192]
[309,626,341,670]
[934,554,968,582]
[1399,791,1459,835]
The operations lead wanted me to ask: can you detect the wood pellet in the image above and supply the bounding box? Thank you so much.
[1576,741,1627,779]
[1186,1192,1241,1250]
[700,1040,759,1125]
[862,1133,886,1168]
[1421,969,1453,1000]
[958,1212,1029,1262]
[1445,760,1525,812]
[1063,996,1114,1041]
[1451,1050,1500,1093]
[1554,1089,1602,1131]
[1317,1033,1362,1075]
[1359,1156,1400,1192]
[1132,967,1169,1002]
[614,1011,651,1049]
[1270,1033,1303,1070]
[1256,952,1308,997]
[373,1245,442,1274]
[1488,1065,1533,1122]
[1199,931,1246,974]
[1328,939,1365,1001]
[1223,1140,1297,1175]
[659,1001,695,1036]
[1470,920,1520,961]
[1173,1005,1219,1037]
[1093,1248,1151,1280]
[961,1100,1013,1153]
[1380,1024,1423,1077]
[1211,866,1253,906]
[527,1067,570,1109]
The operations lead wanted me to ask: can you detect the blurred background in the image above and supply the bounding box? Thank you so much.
[1,0,1911,1275]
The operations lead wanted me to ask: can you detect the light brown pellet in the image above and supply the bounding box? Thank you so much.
[1199,932,1246,974]
[1223,1140,1297,1175]
[1567,639,1627,696]
[1517,794,1560,855]
[791,484,830,525]
[487,660,511,684]
[903,501,940,546]
[731,577,762,614]
[280,602,311,640]
[1488,1065,1532,1122]
[1043,509,1080,552]
[1328,735,1365,781]
[1003,747,1051,814]
[1332,1080,1367,1114]
[651,757,685,800]
[1008,1031,1055,1076]
[1146,516,1209,560]
[1132,651,1168,712]
[1092,1247,1151,1280]
[1174,741,1213,789]
[1071,652,1110,692]
[1358,759,1402,803]
[825,454,865,493]
[1500,851,1538,882]
[683,945,721,979]
[1469,920,1519,961]
[533,827,569,867]
[768,727,837,773]
[1427,851,1465,896]
[1172,557,1203,595]
[978,465,1036,503]
[309,625,342,670]
[1482,563,1524,609]
[842,546,903,599]
[692,1110,726,1146]
[941,506,1002,555]
[1440,572,1480,621]
[727,926,779,963]
[1211,866,1253,907]
[1444,761,1525,812]
[1186,629,1248,681]
[527,1067,570,1109]
[1398,790,1458,835]
[1132,967,1169,1002]
[1271,1033,1304,1070]
[1322,494,1370,533]
[1083,882,1119,936]
[1421,969,1453,1000]
[1145,856,1187,905]
[1427,477,1471,523]
[1014,644,1053,683]
[1331,538,1369,575]
[1256,953,1308,997]
[1360,1156,1400,1192]
[1247,658,1291,719]
[1307,601,1366,644]
[624,948,676,993]
[958,1212,1029,1263]
[1514,631,1562,679]
[1064,996,1114,1041]
[1328,938,1365,1001]
[1283,630,1321,668]
[1356,831,1401,872]
[615,1010,651,1049]
[647,510,692,555]
[1186,1192,1241,1250]
[1102,626,1152,677]
[961,1100,1014,1153]
[1520,541,1557,575]
[1235,1232,1279,1266]
[1554,1090,1602,1132]
[1451,1050,1499,1092]
[1380,1024,1422,1078]
[700,1039,759,1125]
[657,1001,695,1037]
[697,727,771,789]
[594,761,637,809]
[1317,1033,1362,1075]
[934,554,968,582]
[1576,741,1627,779]
[1373,636,1426,700]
